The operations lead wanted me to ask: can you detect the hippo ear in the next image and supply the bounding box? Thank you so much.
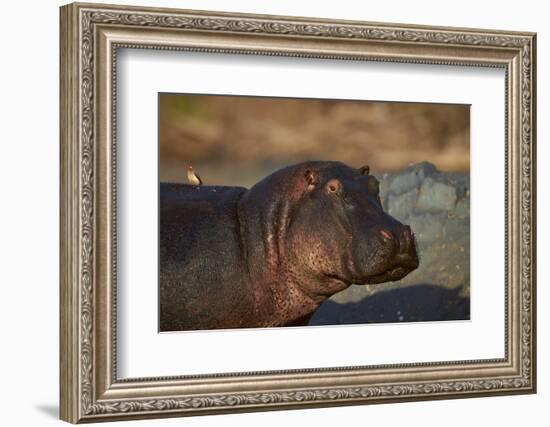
[304,168,319,191]
[359,165,370,175]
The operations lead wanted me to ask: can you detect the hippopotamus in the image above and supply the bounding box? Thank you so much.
[159,161,418,331]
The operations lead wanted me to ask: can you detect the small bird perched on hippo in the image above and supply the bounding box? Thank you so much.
[160,161,419,331]
[186,165,202,186]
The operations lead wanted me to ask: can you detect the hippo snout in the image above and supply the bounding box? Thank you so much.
[382,225,418,265]
[368,225,419,284]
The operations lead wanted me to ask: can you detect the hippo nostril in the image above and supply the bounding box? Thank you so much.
[399,225,415,253]
[380,229,392,240]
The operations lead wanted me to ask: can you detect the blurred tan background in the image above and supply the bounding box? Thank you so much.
[159,94,469,187]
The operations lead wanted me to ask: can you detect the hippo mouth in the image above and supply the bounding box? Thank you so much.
[365,266,413,284]
[362,254,419,284]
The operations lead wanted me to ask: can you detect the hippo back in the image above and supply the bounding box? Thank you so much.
[159,183,249,331]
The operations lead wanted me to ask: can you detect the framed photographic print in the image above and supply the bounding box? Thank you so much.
[59,2,536,423]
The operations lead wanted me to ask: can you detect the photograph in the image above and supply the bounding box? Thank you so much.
[158,94,471,332]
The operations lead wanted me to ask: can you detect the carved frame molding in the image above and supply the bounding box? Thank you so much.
[60,2,536,423]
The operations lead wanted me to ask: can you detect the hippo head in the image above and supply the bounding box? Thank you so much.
[283,162,419,296]
[239,161,419,302]
[283,162,418,295]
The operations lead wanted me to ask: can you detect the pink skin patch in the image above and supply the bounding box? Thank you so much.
[380,230,392,240]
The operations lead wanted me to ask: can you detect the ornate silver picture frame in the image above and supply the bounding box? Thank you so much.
[60,2,536,423]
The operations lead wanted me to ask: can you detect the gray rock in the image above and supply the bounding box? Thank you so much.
[385,162,436,195]
[407,212,446,242]
[387,188,418,221]
[454,197,470,218]
[412,161,438,180]
[442,216,469,240]
[388,172,420,195]
[416,177,457,213]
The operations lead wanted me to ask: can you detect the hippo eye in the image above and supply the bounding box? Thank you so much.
[325,178,342,195]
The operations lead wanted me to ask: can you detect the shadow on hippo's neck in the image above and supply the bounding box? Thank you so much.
[237,191,293,281]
